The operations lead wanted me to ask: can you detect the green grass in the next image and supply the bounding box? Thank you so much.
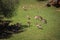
[3,0,60,40]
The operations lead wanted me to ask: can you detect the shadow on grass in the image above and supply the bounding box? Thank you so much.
[0,22,29,39]
[0,32,12,39]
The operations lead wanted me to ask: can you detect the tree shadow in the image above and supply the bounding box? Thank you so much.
[12,24,29,34]
[0,32,12,39]
[0,21,29,39]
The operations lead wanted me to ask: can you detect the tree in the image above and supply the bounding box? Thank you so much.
[47,0,60,8]
[0,0,19,18]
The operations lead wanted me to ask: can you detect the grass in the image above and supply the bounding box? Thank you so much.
[2,0,60,40]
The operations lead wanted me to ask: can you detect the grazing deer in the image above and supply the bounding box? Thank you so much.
[42,19,47,24]
[36,23,42,29]
[34,16,43,20]
[34,16,39,20]
[39,16,43,21]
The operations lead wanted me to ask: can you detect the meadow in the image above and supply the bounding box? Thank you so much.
[2,0,60,40]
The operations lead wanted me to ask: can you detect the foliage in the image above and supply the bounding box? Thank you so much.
[0,0,19,17]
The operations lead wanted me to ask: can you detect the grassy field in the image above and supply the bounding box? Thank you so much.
[2,0,60,40]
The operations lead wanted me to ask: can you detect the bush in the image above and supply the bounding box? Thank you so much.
[0,0,19,17]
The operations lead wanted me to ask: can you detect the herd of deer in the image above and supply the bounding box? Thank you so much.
[26,15,47,29]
